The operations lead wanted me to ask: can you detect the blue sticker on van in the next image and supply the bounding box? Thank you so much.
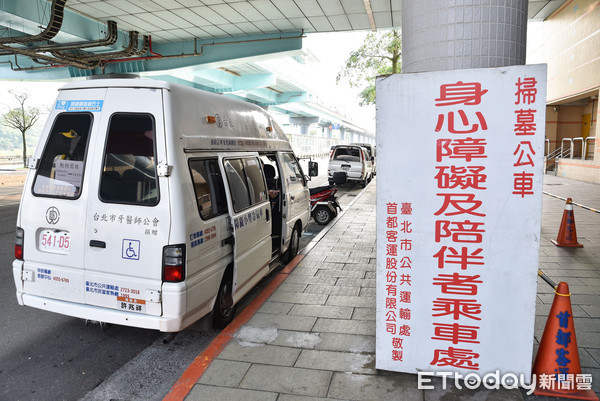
[86,281,119,296]
[190,231,204,248]
[122,239,140,260]
[55,100,103,112]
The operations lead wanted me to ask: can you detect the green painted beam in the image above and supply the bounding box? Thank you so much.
[103,32,303,74]
[149,75,219,93]
[194,70,276,93]
[0,0,125,47]
[243,88,308,106]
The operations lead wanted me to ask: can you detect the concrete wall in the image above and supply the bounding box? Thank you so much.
[527,1,600,103]
[556,160,600,183]
[528,0,600,183]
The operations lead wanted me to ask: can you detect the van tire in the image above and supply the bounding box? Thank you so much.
[213,271,236,329]
[284,226,300,263]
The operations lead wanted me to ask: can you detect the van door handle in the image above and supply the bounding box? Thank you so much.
[266,209,270,222]
[222,236,234,247]
[90,240,106,248]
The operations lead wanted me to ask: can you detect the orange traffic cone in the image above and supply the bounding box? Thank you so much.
[532,282,598,400]
[552,198,583,248]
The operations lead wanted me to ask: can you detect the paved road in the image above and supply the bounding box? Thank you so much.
[0,158,373,401]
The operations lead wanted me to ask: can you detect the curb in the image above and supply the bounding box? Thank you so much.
[163,254,305,401]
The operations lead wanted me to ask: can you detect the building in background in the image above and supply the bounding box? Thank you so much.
[527,0,600,183]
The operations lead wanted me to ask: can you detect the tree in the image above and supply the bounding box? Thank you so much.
[336,30,401,106]
[1,90,41,168]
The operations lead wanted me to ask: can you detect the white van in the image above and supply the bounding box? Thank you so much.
[13,78,314,332]
[328,145,374,187]
[349,142,376,175]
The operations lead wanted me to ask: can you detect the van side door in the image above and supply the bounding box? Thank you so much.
[279,152,310,238]
[220,155,271,299]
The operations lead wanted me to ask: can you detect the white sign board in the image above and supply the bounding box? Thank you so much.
[375,65,547,383]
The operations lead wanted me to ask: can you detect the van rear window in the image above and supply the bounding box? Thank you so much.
[33,113,92,199]
[333,147,361,162]
[99,114,158,206]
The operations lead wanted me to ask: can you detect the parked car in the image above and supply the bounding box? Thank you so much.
[328,145,374,188]
[350,143,376,175]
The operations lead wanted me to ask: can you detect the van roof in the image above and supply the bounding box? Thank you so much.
[58,78,293,153]
[60,78,170,91]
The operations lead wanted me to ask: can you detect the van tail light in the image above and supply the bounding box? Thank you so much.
[162,245,185,282]
[15,227,24,260]
[361,151,366,175]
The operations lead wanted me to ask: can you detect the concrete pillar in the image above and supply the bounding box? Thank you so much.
[401,0,528,73]
[290,117,318,136]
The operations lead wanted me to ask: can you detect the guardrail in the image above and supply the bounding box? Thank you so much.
[585,137,596,160]
[560,138,573,159]
[573,137,584,158]
[0,156,33,166]
[558,137,596,161]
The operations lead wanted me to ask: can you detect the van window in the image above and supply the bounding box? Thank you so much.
[189,159,227,220]
[33,113,92,199]
[99,114,158,205]
[224,157,267,213]
[281,152,306,187]
[333,147,361,162]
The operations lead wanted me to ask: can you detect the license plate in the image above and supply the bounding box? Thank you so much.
[39,230,71,254]
[342,164,351,171]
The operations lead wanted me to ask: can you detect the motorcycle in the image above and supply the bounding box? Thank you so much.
[310,185,342,225]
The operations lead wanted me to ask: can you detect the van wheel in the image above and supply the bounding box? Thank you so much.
[213,272,236,329]
[313,205,333,225]
[361,180,367,188]
[284,226,300,263]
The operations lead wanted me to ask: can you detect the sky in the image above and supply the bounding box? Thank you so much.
[0,30,375,137]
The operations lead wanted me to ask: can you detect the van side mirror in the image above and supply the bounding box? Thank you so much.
[308,161,318,177]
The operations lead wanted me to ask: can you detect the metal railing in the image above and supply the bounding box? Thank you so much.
[573,137,584,158]
[545,144,570,173]
[561,138,573,159]
[584,137,596,160]
[546,137,596,173]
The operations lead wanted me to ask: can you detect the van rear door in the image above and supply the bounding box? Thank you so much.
[221,155,271,298]
[82,87,169,316]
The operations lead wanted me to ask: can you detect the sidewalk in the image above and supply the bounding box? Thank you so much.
[172,174,600,401]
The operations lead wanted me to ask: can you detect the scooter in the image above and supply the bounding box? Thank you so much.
[310,185,342,225]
